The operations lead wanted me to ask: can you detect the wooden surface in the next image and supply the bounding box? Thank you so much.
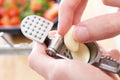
[0,34,45,80]
[0,56,44,80]
[0,0,119,80]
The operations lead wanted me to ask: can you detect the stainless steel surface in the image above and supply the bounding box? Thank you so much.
[21,15,53,43]
[56,54,70,60]
[0,43,32,55]
[97,56,120,74]
[46,33,64,55]
[85,42,101,64]
[0,32,14,47]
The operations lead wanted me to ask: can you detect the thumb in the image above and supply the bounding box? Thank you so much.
[73,13,120,43]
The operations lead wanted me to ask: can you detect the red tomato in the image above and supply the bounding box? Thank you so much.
[16,0,26,6]
[30,0,42,12]
[0,0,4,6]
[43,3,58,21]
[0,19,3,26]
[0,6,4,19]
[5,6,21,18]
[10,16,20,25]
[4,0,15,3]
[1,16,10,26]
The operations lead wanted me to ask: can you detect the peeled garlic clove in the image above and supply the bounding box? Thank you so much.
[64,25,90,62]
[71,43,90,63]
[64,26,79,52]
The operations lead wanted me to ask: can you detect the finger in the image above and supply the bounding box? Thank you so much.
[28,43,56,78]
[73,0,88,24]
[73,13,120,42]
[58,0,82,35]
[118,8,120,12]
[105,71,120,80]
[108,49,120,60]
[48,30,57,39]
[102,0,120,7]
[29,43,114,80]
[65,60,113,80]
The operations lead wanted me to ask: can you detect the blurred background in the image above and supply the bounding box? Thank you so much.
[0,0,119,80]
[0,0,58,34]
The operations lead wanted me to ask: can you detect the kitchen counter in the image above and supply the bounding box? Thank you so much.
[0,34,45,80]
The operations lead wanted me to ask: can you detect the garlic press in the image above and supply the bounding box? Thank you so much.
[20,15,120,76]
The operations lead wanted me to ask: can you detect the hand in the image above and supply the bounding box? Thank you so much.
[28,0,120,80]
[58,0,120,43]
[58,0,88,35]
[28,42,120,80]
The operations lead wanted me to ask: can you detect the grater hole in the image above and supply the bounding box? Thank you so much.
[39,28,41,30]
[25,31,27,33]
[38,18,41,21]
[43,20,45,23]
[27,27,30,29]
[32,20,34,22]
[43,30,46,32]
[39,37,41,40]
[41,24,43,26]
[67,55,70,58]
[27,17,30,20]
[29,33,32,35]
[36,22,39,24]
[64,52,67,55]
[45,26,48,29]
[64,53,70,58]
[47,22,50,25]
[41,33,43,36]
[22,25,25,27]
[34,26,37,28]
[32,29,34,31]
[25,21,28,23]
[34,35,37,37]
[34,16,36,19]
[36,31,39,34]
[29,23,32,26]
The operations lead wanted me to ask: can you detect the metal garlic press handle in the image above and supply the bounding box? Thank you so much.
[95,56,120,76]
[41,33,120,74]
[20,15,70,59]
[46,33,72,59]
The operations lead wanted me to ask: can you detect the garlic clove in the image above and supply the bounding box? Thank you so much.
[64,26,79,52]
[71,43,90,63]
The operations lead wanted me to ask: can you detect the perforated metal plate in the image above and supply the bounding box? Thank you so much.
[21,15,54,43]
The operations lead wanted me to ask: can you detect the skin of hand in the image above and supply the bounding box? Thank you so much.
[58,0,120,43]
[28,31,120,80]
[28,42,120,80]
[28,0,120,80]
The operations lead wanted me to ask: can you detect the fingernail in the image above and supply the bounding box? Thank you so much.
[73,25,89,42]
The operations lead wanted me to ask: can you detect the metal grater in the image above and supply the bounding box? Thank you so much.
[97,56,120,74]
[21,15,53,43]
[21,15,71,59]
[21,15,120,77]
